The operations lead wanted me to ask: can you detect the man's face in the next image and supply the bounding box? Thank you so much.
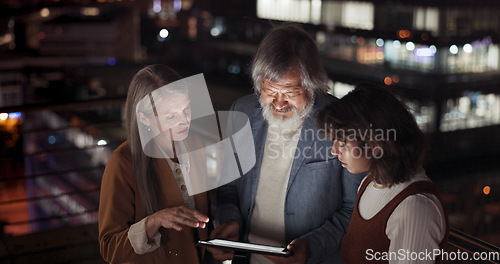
[260,69,309,121]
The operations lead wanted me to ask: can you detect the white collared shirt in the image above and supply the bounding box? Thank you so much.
[161,141,196,209]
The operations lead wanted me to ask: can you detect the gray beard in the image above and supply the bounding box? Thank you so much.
[259,97,314,131]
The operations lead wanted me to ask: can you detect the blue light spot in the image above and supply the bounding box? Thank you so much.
[48,135,56,144]
[8,112,22,119]
[227,65,240,74]
[108,57,116,66]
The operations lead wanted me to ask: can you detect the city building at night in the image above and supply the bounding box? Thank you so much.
[0,0,499,262]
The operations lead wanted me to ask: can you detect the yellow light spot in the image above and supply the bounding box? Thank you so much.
[0,113,8,120]
[81,7,100,16]
[40,8,50,18]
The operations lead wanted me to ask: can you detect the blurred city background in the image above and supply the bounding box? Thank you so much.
[0,0,499,263]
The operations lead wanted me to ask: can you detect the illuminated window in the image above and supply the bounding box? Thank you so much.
[414,7,439,36]
[440,92,500,132]
[321,1,374,30]
[487,44,499,70]
[257,0,318,23]
[257,0,373,29]
[341,2,374,30]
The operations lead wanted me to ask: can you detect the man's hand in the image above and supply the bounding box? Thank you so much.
[207,220,240,261]
[265,238,309,264]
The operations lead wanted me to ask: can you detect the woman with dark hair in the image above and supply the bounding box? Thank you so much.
[316,82,448,264]
[98,64,210,263]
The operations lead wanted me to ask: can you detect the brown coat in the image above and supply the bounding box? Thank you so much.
[98,141,209,264]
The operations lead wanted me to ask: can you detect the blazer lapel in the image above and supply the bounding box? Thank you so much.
[247,106,268,210]
[287,105,319,190]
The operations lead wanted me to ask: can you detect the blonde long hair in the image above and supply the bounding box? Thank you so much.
[125,64,182,215]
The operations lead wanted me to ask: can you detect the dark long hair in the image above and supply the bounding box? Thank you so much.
[316,82,429,186]
[125,64,182,215]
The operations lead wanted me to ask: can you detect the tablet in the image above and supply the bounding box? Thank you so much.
[197,239,291,257]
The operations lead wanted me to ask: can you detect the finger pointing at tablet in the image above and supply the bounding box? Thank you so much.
[146,206,209,240]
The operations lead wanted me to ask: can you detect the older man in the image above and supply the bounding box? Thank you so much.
[209,24,364,264]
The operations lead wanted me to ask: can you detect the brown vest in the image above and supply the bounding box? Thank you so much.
[341,179,449,264]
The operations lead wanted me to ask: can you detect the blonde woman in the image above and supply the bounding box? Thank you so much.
[99,64,210,263]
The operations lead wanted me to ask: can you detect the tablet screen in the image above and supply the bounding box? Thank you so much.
[197,239,290,257]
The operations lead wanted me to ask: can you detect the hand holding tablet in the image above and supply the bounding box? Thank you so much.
[206,220,241,261]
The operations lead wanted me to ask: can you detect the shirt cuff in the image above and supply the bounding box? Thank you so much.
[127,216,162,255]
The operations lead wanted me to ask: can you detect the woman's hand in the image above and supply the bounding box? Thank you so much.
[146,206,209,240]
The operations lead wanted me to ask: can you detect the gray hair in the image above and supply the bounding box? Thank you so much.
[251,23,329,98]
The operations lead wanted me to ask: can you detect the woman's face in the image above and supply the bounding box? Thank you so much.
[140,93,191,146]
[331,138,371,174]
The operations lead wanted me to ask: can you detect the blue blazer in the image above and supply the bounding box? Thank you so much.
[216,93,365,263]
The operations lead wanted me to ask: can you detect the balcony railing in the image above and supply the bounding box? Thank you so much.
[444,228,500,263]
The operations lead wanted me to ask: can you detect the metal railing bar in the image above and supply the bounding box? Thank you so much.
[0,166,105,182]
[3,208,98,226]
[0,96,126,114]
[448,227,500,263]
[449,227,500,252]
[0,188,100,206]
[447,244,499,264]
[21,120,124,134]
[22,140,121,157]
